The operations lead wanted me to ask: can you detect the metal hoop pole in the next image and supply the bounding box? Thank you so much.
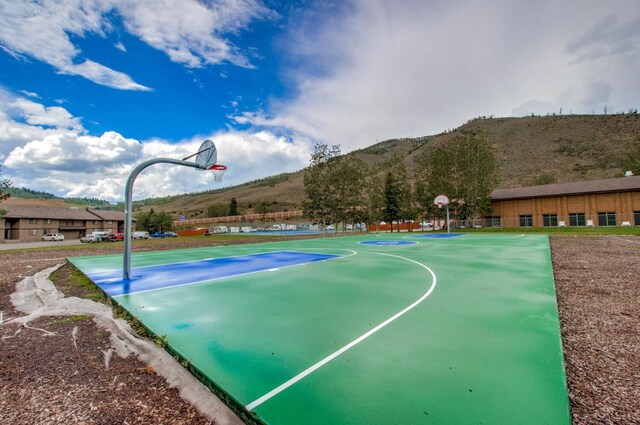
[123,158,206,280]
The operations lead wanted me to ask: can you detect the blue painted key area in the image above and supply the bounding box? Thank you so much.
[88,251,340,296]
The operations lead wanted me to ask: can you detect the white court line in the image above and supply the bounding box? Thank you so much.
[88,248,357,275]
[111,249,358,298]
[245,251,437,412]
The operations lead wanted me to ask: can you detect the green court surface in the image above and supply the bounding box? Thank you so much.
[69,233,570,424]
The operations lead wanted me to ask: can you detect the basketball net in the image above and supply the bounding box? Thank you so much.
[209,164,227,182]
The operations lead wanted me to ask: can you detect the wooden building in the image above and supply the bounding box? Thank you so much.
[487,175,640,228]
[1,205,129,242]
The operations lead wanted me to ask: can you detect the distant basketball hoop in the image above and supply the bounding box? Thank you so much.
[433,194,451,234]
[434,194,450,208]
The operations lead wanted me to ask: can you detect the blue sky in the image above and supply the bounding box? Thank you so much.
[1,1,639,202]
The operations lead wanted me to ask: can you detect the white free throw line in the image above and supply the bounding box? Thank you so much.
[245,251,437,411]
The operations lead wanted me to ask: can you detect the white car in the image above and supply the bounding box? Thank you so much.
[42,233,64,241]
[80,235,101,243]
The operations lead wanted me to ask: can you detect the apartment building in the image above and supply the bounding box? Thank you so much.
[1,205,129,242]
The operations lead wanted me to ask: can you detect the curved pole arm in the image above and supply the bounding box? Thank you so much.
[123,158,207,280]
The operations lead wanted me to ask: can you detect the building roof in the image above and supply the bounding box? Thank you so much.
[1,205,128,221]
[491,175,640,201]
[87,209,128,221]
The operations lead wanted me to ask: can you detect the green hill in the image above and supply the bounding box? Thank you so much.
[8,114,640,219]
[151,114,640,218]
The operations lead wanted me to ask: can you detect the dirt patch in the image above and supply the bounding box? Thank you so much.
[1,235,639,424]
[551,235,640,425]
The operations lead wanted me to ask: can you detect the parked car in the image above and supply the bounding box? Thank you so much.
[100,233,118,242]
[42,233,64,241]
[80,235,100,243]
[133,231,150,239]
[164,231,178,237]
[150,232,167,238]
[114,233,124,241]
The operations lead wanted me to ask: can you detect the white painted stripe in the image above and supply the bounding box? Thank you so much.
[245,251,436,411]
[111,249,357,298]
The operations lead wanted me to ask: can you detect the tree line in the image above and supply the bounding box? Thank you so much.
[303,130,499,232]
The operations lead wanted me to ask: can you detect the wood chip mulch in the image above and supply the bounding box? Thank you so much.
[1,235,638,424]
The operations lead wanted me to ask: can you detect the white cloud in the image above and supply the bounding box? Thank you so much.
[4,131,143,172]
[239,0,640,152]
[0,0,273,90]
[0,90,311,201]
[117,0,275,68]
[0,88,84,159]
[17,90,39,98]
[9,98,83,131]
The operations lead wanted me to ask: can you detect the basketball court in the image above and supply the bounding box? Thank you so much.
[69,233,571,425]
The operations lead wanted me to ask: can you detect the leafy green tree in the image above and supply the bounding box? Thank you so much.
[134,209,173,232]
[382,155,411,232]
[383,171,402,232]
[414,130,498,220]
[332,154,368,231]
[303,143,342,233]
[135,208,153,231]
[151,211,173,233]
[363,174,385,232]
[228,198,239,216]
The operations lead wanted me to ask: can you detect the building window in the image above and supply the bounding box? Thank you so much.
[485,216,501,227]
[519,215,533,227]
[29,218,38,224]
[598,212,616,226]
[107,220,113,224]
[635,211,640,226]
[44,218,52,224]
[543,214,558,227]
[93,220,100,225]
[28,229,37,236]
[569,213,586,227]
[65,220,74,226]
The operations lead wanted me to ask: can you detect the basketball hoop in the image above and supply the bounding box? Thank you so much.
[209,164,227,182]
[434,194,450,208]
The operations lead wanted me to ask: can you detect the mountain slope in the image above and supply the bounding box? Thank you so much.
[7,114,639,218]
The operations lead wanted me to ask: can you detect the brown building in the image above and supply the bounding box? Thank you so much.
[1,206,129,242]
[488,175,640,228]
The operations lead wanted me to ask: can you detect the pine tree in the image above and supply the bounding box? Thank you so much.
[228,198,239,216]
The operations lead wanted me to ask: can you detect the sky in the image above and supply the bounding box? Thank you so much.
[0,0,639,202]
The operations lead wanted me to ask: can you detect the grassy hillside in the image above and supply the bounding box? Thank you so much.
[153,114,640,218]
[7,114,639,219]
[413,114,640,188]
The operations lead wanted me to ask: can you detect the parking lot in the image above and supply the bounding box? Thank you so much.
[0,239,85,250]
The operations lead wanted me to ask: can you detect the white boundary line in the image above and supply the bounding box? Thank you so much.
[245,251,437,412]
[111,249,357,298]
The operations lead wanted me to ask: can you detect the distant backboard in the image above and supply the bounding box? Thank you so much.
[195,140,217,169]
[434,194,450,206]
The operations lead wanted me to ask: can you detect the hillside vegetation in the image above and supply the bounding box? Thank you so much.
[8,114,640,219]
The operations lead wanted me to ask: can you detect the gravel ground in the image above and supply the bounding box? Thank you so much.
[1,235,638,424]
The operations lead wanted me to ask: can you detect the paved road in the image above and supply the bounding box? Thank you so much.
[0,239,87,250]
